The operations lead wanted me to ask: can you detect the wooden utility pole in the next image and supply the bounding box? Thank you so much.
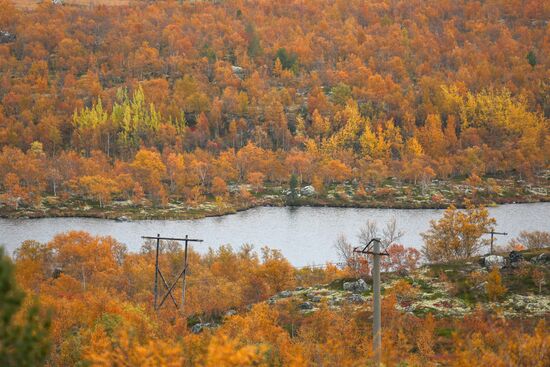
[153,234,160,309]
[354,238,388,367]
[182,235,190,313]
[142,234,203,312]
[485,230,508,254]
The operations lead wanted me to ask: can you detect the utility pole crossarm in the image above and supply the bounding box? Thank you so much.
[142,236,204,242]
[353,238,389,256]
[484,230,508,255]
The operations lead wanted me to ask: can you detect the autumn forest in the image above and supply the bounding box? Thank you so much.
[0,0,548,214]
[0,0,549,366]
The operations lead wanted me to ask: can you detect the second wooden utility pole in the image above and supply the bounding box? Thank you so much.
[485,230,508,254]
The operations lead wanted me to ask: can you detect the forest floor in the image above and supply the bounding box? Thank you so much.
[191,248,550,333]
[0,172,550,220]
[1,175,548,220]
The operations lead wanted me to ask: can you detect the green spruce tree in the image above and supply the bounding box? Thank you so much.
[0,247,50,366]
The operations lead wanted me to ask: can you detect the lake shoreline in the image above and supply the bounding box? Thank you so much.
[2,202,549,266]
[1,194,548,221]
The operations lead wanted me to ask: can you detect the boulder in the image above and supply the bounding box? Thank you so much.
[191,323,213,334]
[231,65,245,78]
[509,251,525,268]
[347,294,366,304]
[343,279,370,293]
[531,252,550,265]
[278,290,292,298]
[310,296,322,303]
[300,185,316,196]
[52,267,63,279]
[116,216,130,222]
[481,255,506,269]
[224,309,237,317]
[0,30,15,44]
[299,302,314,310]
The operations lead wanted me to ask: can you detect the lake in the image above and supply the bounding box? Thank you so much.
[0,203,548,266]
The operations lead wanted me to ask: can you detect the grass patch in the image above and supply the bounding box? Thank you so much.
[412,278,435,292]
[412,306,439,317]
[436,327,455,338]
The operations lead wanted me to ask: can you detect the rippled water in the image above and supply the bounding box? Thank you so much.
[1,203,548,266]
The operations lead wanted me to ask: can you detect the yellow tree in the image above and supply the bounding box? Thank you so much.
[211,176,229,197]
[79,175,120,207]
[486,267,507,302]
[130,148,167,202]
[422,203,496,262]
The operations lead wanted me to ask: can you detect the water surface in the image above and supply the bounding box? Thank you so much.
[1,203,548,266]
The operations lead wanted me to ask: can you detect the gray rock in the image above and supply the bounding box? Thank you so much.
[300,185,316,196]
[310,296,322,303]
[482,255,506,269]
[509,251,524,262]
[224,309,237,317]
[116,216,130,222]
[278,290,292,298]
[347,294,366,304]
[343,282,353,291]
[191,323,213,334]
[52,267,63,279]
[531,253,550,265]
[299,302,314,310]
[343,279,370,293]
[509,251,525,268]
[231,65,245,77]
[0,30,15,44]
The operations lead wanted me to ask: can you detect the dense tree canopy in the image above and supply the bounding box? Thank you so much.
[3,231,549,366]
[0,0,548,209]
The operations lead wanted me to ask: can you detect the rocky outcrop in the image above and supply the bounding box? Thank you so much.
[260,250,549,318]
[300,185,316,196]
[278,290,292,298]
[347,294,366,304]
[530,253,550,265]
[0,30,15,44]
[509,251,525,268]
[343,279,370,293]
[481,255,506,269]
[191,322,215,334]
